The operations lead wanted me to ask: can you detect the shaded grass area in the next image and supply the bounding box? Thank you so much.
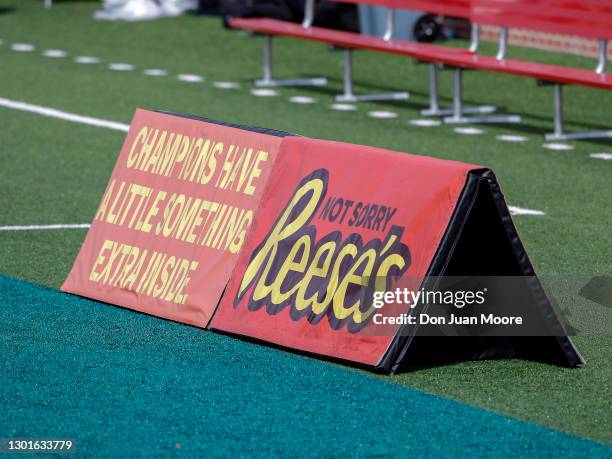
[388,335,612,443]
[0,0,610,444]
[1,275,611,457]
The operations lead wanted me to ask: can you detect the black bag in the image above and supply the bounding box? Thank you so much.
[220,0,358,32]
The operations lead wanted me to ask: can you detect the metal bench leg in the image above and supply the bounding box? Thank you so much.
[421,64,496,116]
[444,68,521,124]
[551,84,565,139]
[420,63,442,116]
[544,83,612,140]
[255,35,327,88]
[335,49,409,102]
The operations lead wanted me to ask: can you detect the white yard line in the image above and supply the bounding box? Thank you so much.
[74,56,100,64]
[0,224,90,231]
[409,119,441,127]
[543,143,574,151]
[508,206,546,216]
[0,97,129,132]
[42,49,68,58]
[289,96,316,104]
[177,74,204,83]
[251,88,278,97]
[0,206,543,232]
[11,43,35,52]
[496,134,528,142]
[330,103,357,111]
[590,152,612,160]
[143,68,168,76]
[0,204,543,232]
[213,81,240,89]
[368,111,398,119]
[108,62,134,71]
[454,127,484,135]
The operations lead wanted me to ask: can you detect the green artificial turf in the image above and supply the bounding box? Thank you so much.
[0,0,610,446]
[1,275,611,457]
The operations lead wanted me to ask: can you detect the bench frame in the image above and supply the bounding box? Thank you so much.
[335,9,409,103]
[246,1,501,113]
[256,34,328,88]
[442,26,521,124]
[544,39,611,140]
[254,0,327,88]
[233,0,612,139]
[462,0,612,139]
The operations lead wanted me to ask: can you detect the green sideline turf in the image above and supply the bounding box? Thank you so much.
[0,0,610,445]
[1,275,611,457]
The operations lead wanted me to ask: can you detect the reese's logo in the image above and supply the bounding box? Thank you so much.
[234,169,411,332]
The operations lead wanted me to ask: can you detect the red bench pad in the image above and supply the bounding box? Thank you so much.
[230,17,612,90]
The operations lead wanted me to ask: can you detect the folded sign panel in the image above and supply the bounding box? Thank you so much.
[62,110,284,327]
[63,110,583,372]
[209,136,475,368]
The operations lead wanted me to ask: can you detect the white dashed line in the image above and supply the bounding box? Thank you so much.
[213,81,241,89]
[409,119,441,127]
[508,206,546,216]
[251,88,278,97]
[143,68,168,77]
[177,74,204,83]
[42,49,67,58]
[0,223,90,231]
[589,152,612,160]
[368,111,398,119]
[11,43,35,52]
[543,143,574,151]
[74,56,100,64]
[496,134,528,142]
[454,127,484,135]
[108,63,134,71]
[330,103,356,111]
[289,96,316,104]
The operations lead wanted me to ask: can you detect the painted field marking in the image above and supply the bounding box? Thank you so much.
[508,206,546,216]
[0,224,90,232]
[590,152,612,160]
[454,127,484,135]
[74,56,100,64]
[177,74,204,83]
[330,103,356,111]
[251,88,278,97]
[213,81,241,89]
[108,63,134,71]
[0,97,129,132]
[289,96,316,104]
[409,119,441,127]
[11,43,35,52]
[144,68,168,77]
[543,143,574,151]
[368,111,398,119]
[497,134,528,142]
[42,49,68,58]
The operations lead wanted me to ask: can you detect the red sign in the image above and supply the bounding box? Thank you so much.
[62,110,282,327]
[210,136,475,367]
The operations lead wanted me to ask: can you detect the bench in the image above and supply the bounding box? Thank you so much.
[230,0,612,139]
[463,0,612,138]
[230,0,496,116]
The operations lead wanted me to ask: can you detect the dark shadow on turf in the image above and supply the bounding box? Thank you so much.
[232,70,612,145]
[41,0,100,4]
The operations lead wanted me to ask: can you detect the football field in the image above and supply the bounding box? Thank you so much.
[0,1,611,455]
